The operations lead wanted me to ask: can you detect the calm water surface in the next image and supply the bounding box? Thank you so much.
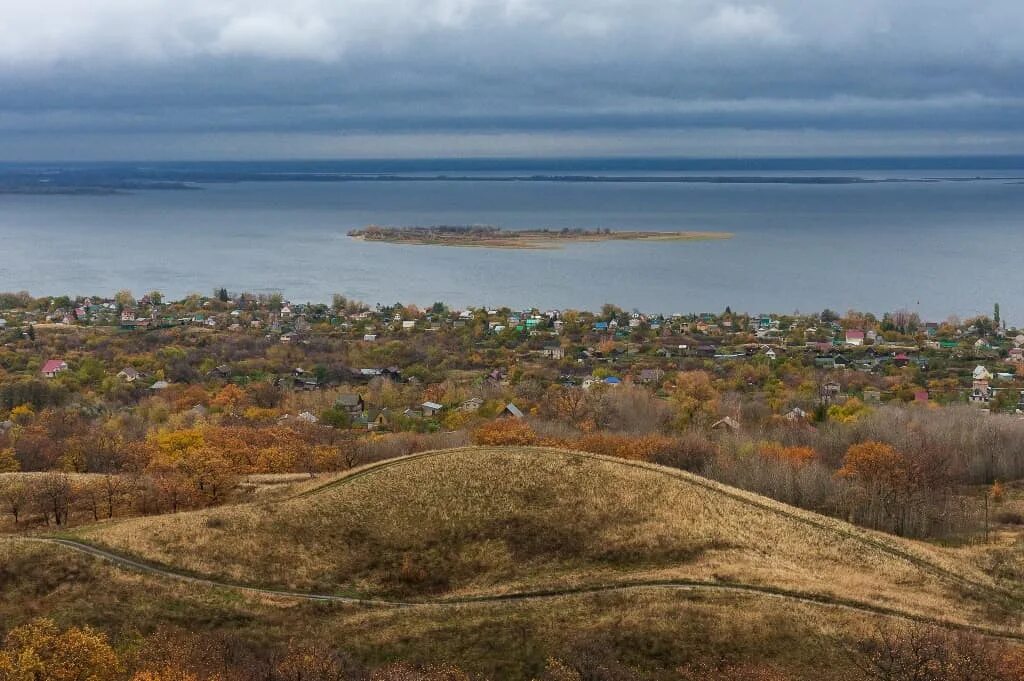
[1,172,1022,322]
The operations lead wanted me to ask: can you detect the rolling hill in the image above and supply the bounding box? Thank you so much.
[69,446,1021,633]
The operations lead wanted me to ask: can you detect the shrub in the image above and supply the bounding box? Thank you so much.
[473,419,537,446]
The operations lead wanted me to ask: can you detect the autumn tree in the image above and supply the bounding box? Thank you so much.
[473,419,537,446]
[848,624,1024,681]
[0,477,29,524]
[0,618,121,681]
[0,448,18,472]
[838,441,927,536]
[670,371,720,430]
[32,472,75,526]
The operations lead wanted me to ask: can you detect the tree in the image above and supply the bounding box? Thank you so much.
[210,384,246,413]
[32,472,75,525]
[0,477,29,524]
[670,371,720,429]
[114,289,135,311]
[848,623,1024,681]
[838,441,924,536]
[0,447,19,472]
[473,419,537,446]
[0,618,121,681]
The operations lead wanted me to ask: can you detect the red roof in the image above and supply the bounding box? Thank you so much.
[41,359,66,374]
[845,330,865,339]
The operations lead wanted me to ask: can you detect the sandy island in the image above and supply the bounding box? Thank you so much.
[348,226,733,249]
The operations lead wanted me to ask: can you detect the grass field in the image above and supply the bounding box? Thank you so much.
[0,538,906,680]
[70,447,1022,632]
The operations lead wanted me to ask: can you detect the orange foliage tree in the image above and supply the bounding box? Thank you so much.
[473,419,537,446]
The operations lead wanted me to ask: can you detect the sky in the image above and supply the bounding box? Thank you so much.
[2,1,1024,160]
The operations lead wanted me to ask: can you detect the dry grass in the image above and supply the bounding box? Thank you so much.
[75,447,1020,631]
[0,538,913,681]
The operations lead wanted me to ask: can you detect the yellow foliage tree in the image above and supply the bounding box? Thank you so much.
[670,371,719,429]
[0,448,18,473]
[0,618,121,681]
[10,404,33,425]
[827,397,870,424]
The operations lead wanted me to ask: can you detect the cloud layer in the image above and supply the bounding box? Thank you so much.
[2,1,1024,159]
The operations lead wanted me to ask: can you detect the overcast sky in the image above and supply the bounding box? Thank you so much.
[2,1,1024,160]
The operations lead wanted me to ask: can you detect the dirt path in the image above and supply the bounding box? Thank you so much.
[9,536,1022,643]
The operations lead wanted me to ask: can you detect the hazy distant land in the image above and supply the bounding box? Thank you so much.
[348,225,734,249]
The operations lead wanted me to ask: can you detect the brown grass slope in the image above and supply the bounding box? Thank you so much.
[0,538,909,681]
[73,446,1021,630]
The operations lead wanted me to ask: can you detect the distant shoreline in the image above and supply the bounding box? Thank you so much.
[348,226,734,249]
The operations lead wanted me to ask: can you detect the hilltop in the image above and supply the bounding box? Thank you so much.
[72,447,1019,630]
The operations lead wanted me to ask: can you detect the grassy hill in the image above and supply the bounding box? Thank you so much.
[71,446,1021,633]
[0,538,899,680]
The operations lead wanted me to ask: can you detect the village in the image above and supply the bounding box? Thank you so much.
[2,289,1023,435]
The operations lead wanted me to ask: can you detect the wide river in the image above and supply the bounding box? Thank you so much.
[1,168,1022,323]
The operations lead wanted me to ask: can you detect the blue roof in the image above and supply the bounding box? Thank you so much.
[594,322,609,330]
[604,376,622,384]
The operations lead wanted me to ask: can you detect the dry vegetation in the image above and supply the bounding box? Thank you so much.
[0,539,958,681]
[73,447,1021,632]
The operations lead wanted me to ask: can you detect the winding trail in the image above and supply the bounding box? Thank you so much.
[10,536,1024,642]
[8,447,1024,641]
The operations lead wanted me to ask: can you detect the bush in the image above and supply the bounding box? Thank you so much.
[473,419,537,446]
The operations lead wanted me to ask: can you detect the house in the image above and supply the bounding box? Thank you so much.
[459,397,484,413]
[784,407,808,421]
[117,367,141,383]
[710,416,741,432]
[40,359,68,378]
[638,368,665,384]
[363,334,377,342]
[366,407,392,431]
[971,366,993,404]
[845,330,865,346]
[542,344,565,360]
[913,390,929,404]
[820,381,842,400]
[421,401,444,417]
[1008,348,1024,365]
[207,365,232,379]
[500,403,524,419]
[335,393,365,417]
[814,356,836,369]
[148,380,170,391]
[863,388,882,403]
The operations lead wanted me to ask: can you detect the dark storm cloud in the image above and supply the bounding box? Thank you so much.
[2,1,1024,158]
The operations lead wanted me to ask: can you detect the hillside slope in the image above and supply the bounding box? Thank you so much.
[74,446,1020,630]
